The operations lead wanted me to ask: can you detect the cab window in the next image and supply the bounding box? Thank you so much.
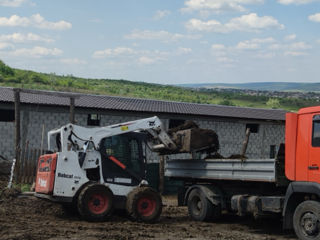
[312,115,320,147]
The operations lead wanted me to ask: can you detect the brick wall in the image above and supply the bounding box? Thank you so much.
[0,104,284,162]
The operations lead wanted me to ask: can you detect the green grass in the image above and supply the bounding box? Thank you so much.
[12,183,31,192]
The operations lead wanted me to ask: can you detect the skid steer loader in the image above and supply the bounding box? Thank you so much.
[35,116,179,222]
[34,116,219,222]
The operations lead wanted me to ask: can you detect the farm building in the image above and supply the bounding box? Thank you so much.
[0,87,286,163]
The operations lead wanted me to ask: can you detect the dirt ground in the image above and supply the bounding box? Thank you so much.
[0,184,298,240]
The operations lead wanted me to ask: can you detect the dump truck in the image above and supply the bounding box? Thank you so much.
[165,106,320,240]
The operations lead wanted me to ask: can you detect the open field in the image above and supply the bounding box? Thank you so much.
[0,187,297,240]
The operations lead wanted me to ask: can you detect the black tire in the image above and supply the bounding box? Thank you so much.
[293,200,320,240]
[126,187,162,223]
[77,183,113,222]
[187,188,219,222]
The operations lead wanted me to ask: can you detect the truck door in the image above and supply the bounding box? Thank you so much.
[308,114,320,183]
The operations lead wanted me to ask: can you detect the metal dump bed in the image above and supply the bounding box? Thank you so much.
[165,158,280,183]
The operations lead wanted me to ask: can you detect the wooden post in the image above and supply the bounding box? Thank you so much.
[159,155,165,195]
[14,88,21,182]
[241,128,251,158]
[70,97,75,123]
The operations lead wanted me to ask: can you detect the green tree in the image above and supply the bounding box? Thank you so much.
[218,99,235,106]
[266,98,280,109]
[0,60,14,76]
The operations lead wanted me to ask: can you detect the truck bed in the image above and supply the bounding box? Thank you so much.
[165,158,281,183]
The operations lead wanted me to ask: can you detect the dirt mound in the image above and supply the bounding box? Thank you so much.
[0,176,8,191]
[167,120,199,135]
[0,187,21,200]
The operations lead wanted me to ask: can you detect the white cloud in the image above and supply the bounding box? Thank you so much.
[252,37,275,43]
[211,44,227,57]
[236,41,260,50]
[187,19,222,31]
[176,47,192,54]
[10,46,62,57]
[93,47,136,58]
[236,37,275,50]
[0,14,72,30]
[284,34,296,41]
[211,44,226,50]
[153,10,171,20]
[181,0,264,13]
[254,52,276,59]
[217,57,235,63]
[0,42,14,49]
[278,0,319,4]
[0,33,54,43]
[269,41,311,56]
[210,38,311,61]
[284,51,307,56]
[93,46,191,65]
[289,41,312,50]
[125,30,201,42]
[0,0,26,7]
[138,56,156,64]
[138,55,167,65]
[60,58,87,65]
[269,42,311,51]
[309,13,320,22]
[186,13,284,33]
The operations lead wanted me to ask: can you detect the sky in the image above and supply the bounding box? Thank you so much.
[0,0,319,84]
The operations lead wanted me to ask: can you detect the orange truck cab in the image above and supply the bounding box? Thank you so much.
[283,106,320,233]
[285,106,320,182]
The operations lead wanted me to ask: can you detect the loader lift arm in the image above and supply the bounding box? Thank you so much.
[47,116,177,154]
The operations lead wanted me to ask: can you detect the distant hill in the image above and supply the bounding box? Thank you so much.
[179,82,320,92]
[0,60,319,111]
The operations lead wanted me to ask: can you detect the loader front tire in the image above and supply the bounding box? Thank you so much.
[77,183,113,222]
[126,187,162,223]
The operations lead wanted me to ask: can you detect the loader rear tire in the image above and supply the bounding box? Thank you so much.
[126,187,162,223]
[77,183,113,222]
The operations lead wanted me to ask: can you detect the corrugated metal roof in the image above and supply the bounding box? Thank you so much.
[0,87,286,121]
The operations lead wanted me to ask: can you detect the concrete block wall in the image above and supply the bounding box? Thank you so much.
[196,119,284,159]
[0,105,284,162]
[21,110,69,150]
[0,121,15,160]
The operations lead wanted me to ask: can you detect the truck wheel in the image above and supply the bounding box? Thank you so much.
[293,200,320,240]
[187,188,214,221]
[126,187,162,223]
[77,183,113,222]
